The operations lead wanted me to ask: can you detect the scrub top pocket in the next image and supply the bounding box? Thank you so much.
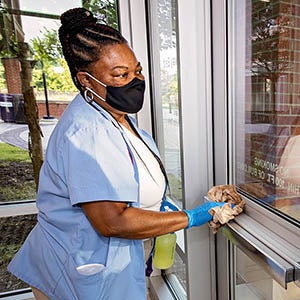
[54,253,106,300]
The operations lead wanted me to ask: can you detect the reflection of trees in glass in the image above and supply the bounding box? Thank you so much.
[82,0,118,29]
[251,1,292,113]
[157,0,178,109]
[161,70,178,106]
[157,0,176,49]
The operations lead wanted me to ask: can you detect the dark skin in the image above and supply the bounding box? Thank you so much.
[77,43,188,239]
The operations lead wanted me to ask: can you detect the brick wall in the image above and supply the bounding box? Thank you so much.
[37,101,69,119]
[2,58,22,94]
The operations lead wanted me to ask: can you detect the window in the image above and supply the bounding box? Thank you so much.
[229,1,300,297]
[148,0,182,206]
[147,0,187,294]
[0,0,118,296]
[233,0,300,224]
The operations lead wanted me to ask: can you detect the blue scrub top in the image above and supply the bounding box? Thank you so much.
[8,94,163,300]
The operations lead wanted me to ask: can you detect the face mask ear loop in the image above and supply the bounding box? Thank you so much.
[85,72,107,87]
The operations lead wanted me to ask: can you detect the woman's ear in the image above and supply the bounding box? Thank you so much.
[77,71,91,88]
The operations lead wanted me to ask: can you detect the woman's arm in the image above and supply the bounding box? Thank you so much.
[82,201,188,239]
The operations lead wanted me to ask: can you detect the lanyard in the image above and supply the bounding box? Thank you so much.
[85,97,169,190]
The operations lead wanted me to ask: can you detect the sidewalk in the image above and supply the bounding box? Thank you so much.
[0,119,57,152]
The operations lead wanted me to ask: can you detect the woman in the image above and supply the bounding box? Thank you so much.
[8,8,226,300]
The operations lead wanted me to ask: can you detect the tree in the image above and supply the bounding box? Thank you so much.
[18,42,44,189]
[251,2,292,114]
[1,2,119,191]
[31,27,63,63]
[30,28,77,94]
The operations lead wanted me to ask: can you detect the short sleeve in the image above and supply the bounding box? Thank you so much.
[63,125,138,206]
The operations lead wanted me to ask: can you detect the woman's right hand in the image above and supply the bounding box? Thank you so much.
[183,202,227,228]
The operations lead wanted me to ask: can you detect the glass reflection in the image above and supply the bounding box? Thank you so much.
[148,0,186,295]
[234,0,300,222]
[151,0,182,204]
[235,247,300,300]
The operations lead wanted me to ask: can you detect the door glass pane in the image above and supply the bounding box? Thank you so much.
[148,0,186,293]
[233,0,300,223]
[149,0,182,205]
[235,247,300,299]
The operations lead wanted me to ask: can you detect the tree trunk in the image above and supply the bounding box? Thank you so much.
[18,42,43,190]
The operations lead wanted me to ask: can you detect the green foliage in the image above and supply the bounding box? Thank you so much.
[29,27,77,92]
[31,27,62,63]
[167,173,182,201]
[32,59,77,93]
[0,143,31,162]
[1,1,119,95]
[0,32,19,58]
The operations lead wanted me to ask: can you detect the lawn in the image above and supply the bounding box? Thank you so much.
[0,143,37,293]
[0,143,31,162]
[0,143,36,202]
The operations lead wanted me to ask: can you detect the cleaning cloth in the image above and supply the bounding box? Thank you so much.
[207,185,246,234]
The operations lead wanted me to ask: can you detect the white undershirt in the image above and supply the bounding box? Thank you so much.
[121,126,166,211]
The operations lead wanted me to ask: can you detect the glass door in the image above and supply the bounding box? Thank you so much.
[146,0,187,293]
[214,0,300,299]
[146,0,215,299]
[232,0,300,225]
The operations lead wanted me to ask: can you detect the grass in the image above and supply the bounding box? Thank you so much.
[0,143,35,202]
[0,143,31,162]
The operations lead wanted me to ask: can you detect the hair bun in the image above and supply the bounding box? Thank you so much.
[60,7,97,32]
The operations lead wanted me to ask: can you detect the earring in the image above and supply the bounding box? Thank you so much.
[84,88,94,103]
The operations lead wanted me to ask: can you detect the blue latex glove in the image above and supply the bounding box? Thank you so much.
[184,202,227,229]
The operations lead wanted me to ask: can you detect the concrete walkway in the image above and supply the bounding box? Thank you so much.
[0,119,57,152]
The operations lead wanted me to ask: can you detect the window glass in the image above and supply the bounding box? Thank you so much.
[234,246,300,299]
[0,1,119,204]
[18,0,81,15]
[148,0,186,295]
[0,214,37,293]
[233,0,300,223]
[0,0,118,295]
[149,0,182,205]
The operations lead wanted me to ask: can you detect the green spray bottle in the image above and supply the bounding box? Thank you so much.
[152,200,178,269]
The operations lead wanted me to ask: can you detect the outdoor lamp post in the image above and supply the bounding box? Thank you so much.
[42,71,54,119]
[38,61,54,120]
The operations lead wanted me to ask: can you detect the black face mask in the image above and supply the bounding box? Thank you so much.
[85,72,145,114]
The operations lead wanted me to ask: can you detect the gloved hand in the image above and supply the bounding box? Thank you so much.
[184,202,227,229]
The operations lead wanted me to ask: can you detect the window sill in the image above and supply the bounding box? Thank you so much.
[0,201,37,217]
[223,196,300,288]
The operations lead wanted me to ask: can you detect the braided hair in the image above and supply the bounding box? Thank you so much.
[59,7,127,91]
